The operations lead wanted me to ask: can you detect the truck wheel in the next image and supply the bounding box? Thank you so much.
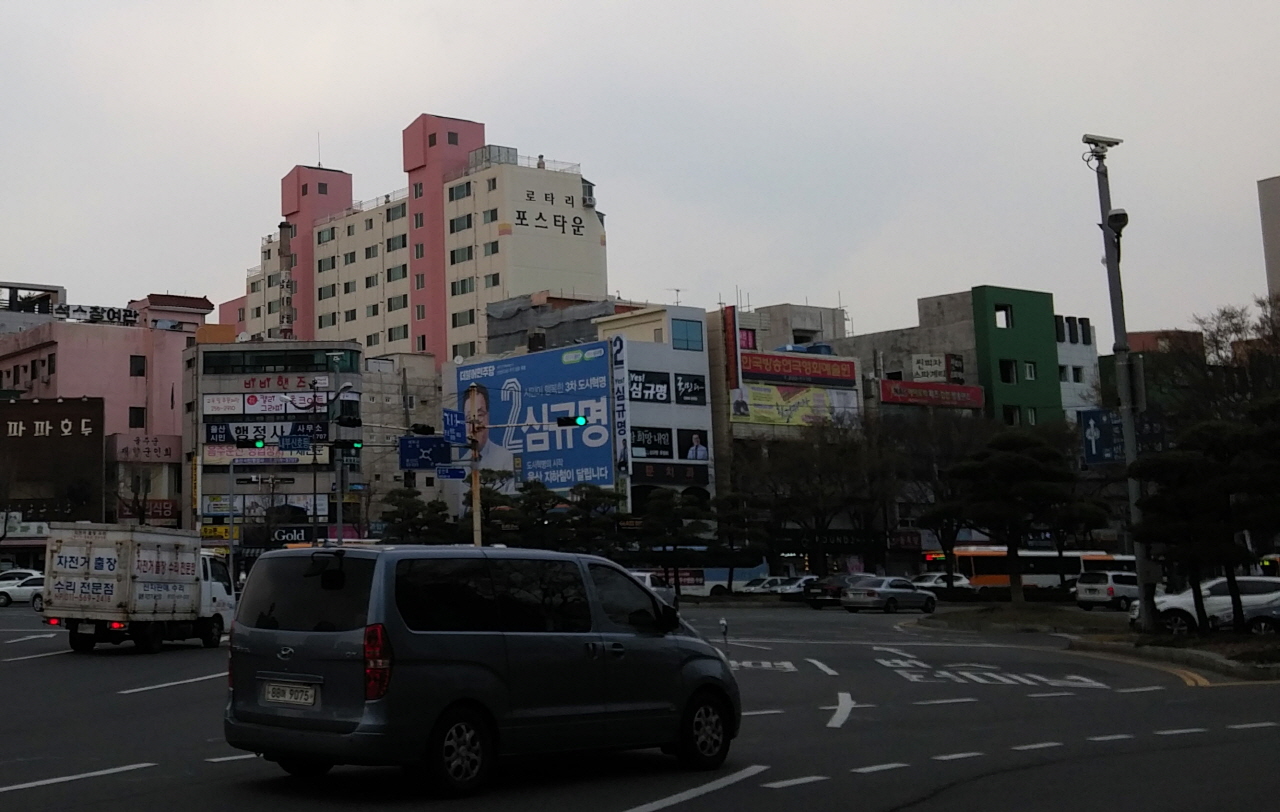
[133,623,164,654]
[70,634,95,654]
[201,617,224,649]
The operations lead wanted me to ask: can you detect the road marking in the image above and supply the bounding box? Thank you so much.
[620,765,770,812]
[1228,722,1278,730]
[943,662,999,669]
[762,776,828,789]
[932,752,984,761]
[1115,685,1166,694]
[826,692,855,728]
[1170,668,1211,687]
[2,650,71,663]
[1155,728,1208,736]
[1087,734,1134,741]
[118,672,226,694]
[0,763,157,794]
[806,658,838,676]
[743,709,785,717]
[730,661,797,673]
[1028,692,1074,698]
[852,762,910,774]
[872,646,915,658]
[728,641,774,651]
[4,634,55,644]
[913,697,978,706]
[205,754,258,763]
[1011,742,1063,751]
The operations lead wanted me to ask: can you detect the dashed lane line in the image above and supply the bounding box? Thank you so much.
[727,640,773,651]
[1028,691,1075,698]
[1228,722,1278,730]
[742,710,785,717]
[1114,685,1165,694]
[2,650,71,663]
[762,776,829,789]
[206,754,258,763]
[118,672,226,694]
[932,752,984,761]
[805,658,838,676]
[852,763,910,774]
[1155,728,1208,736]
[0,763,157,794]
[619,765,770,812]
[1087,734,1135,741]
[913,697,978,706]
[4,634,55,644]
[1010,742,1063,751]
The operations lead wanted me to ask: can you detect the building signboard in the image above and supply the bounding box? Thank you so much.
[628,370,671,403]
[51,304,139,325]
[117,498,180,526]
[674,373,707,405]
[610,336,630,475]
[204,422,328,445]
[111,434,181,462]
[201,493,329,519]
[739,352,858,389]
[879,379,986,409]
[912,354,947,383]
[729,384,859,425]
[0,398,105,522]
[201,392,331,416]
[201,444,331,466]
[676,428,711,462]
[630,426,673,459]
[630,461,710,487]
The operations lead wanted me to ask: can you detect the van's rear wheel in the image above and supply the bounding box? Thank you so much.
[276,758,333,778]
[69,634,95,653]
[425,706,493,796]
[675,690,732,770]
[132,623,164,654]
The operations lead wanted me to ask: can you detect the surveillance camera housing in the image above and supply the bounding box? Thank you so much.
[1082,133,1123,148]
[1107,208,1129,234]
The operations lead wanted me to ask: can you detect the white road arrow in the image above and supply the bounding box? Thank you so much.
[4,634,55,644]
[825,692,876,728]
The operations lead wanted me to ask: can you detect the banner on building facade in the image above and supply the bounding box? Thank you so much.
[739,352,858,389]
[878,379,985,409]
[730,384,859,426]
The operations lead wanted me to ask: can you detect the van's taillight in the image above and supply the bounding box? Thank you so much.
[108,622,126,630]
[1107,586,1115,597]
[364,623,392,700]
[45,617,60,626]
[228,624,234,690]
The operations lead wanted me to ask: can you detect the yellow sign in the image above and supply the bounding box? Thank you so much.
[729,384,859,426]
[200,525,230,540]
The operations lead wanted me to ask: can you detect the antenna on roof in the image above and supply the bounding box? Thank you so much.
[667,288,684,306]
[317,132,322,167]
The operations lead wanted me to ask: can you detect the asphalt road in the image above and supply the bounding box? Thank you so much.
[3,601,1280,812]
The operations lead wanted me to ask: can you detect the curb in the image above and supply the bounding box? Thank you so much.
[679,600,808,610]
[1067,638,1280,681]
[917,617,1100,635]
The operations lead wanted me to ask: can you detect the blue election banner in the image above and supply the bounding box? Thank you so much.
[442,408,468,446]
[456,341,614,491]
[1080,408,1124,464]
[399,436,451,471]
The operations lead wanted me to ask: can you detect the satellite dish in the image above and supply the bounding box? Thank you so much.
[236,332,251,343]
[453,355,464,365]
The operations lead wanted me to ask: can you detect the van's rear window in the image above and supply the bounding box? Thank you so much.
[1077,572,1108,585]
[238,555,375,632]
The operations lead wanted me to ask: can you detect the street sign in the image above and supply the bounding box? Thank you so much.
[279,435,312,453]
[435,466,468,480]
[1080,408,1124,464]
[399,435,451,470]
[442,408,468,445]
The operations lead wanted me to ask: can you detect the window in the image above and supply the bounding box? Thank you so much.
[267,273,280,287]
[366,333,380,347]
[412,182,424,199]
[738,328,757,349]
[318,312,338,328]
[483,208,498,224]
[451,309,475,328]
[998,359,1017,384]
[428,132,437,147]
[388,325,409,342]
[1239,579,1280,596]
[365,274,380,288]
[447,131,458,145]
[262,249,272,260]
[128,407,146,429]
[448,181,471,202]
[344,309,357,322]
[1080,317,1092,345]
[387,294,409,312]
[347,224,355,236]
[47,353,56,375]
[317,285,336,301]
[487,178,497,192]
[416,304,426,320]
[488,559,591,633]
[249,280,262,293]
[1058,365,1068,382]
[251,306,262,319]
[450,214,473,233]
[415,273,425,290]
[1026,408,1038,426]
[236,307,245,322]
[365,245,379,259]
[317,227,335,244]
[484,273,500,288]
[367,304,379,317]
[589,565,659,631]
[129,355,147,376]
[450,246,474,265]
[184,400,194,413]
[317,256,337,271]
[416,335,426,352]
[451,277,475,296]
[414,243,425,259]
[413,212,424,229]
[386,234,408,252]
[301,183,308,196]
[672,319,704,351]
[1055,315,1066,343]
[452,341,476,359]
[1072,366,1084,383]
[343,251,356,265]
[267,299,280,314]
[654,328,664,343]
[343,280,356,294]
[1066,316,1079,343]
[995,304,1013,329]
[387,203,407,222]
[395,559,499,632]
[387,264,408,282]
[484,240,499,256]
[365,218,374,230]
[1024,362,1037,381]
[1002,405,1020,426]
[318,182,328,195]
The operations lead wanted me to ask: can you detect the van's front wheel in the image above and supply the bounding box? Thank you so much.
[425,706,494,796]
[675,690,732,770]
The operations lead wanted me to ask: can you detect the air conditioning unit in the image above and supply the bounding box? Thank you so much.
[582,196,596,207]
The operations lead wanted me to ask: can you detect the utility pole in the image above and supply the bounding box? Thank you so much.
[310,379,320,547]
[1083,133,1156,632]
[228,458,237,584]
[468,383,482,548]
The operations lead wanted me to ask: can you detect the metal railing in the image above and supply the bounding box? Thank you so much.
[245,264,263,278]
[443,151,581,183]
[313,187,409,227]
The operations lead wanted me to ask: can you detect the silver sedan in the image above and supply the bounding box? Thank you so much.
[840,577,937,614]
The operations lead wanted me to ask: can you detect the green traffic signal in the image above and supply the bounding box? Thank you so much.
[574,415,587,426]
[254,439,265,449]
[352,440,363,449]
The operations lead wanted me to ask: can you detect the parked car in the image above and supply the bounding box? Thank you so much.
[739,576,788,594]
[910,572,972,591]
[804,574,877,609]
[0,568,40,585]
[1076,571,1139,611]
[775,576,818,601]
[1128,576,1280,633]
[629,571,678,609]
[226,547,741,794]
[840,577,937,614]
[0,575,44,608]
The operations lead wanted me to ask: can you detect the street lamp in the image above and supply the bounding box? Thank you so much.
[1082,133,1156,632]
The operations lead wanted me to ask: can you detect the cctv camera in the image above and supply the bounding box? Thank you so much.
[1107,208,1129,234]
[1082,133,1123,149]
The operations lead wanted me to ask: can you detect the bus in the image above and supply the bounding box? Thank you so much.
[924,546,1135,590]
[628,558,771,596]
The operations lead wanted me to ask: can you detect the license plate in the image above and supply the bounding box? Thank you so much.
[76,624,95,635]
[264,683,316,706]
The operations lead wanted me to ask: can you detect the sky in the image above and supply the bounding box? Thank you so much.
[3,1,1280,347]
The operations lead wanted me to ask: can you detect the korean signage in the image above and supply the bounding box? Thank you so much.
[0,398,105,522]
[912,354,947,383]
[202,392,331,415]
[674,373,707,406]
[610,336,630,475]
[630,461,710,488]
[204,421,329,445]
[117,499,180,526]
[946,353,966,384]
[504,185,591,239]
[201,493,329,519]
[52,303,139,325]
[739,351,858,389]
[629,370,671,403]
[879,380,985,410]
[722,306,743,389]
[111,434,180,462]
[202,444,331,466]
[457,341,614,491]
[730,385,859,425]
[631,426,673,459]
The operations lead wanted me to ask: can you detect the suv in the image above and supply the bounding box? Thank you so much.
[1129,576,1280,633]
[804,574,876,609]
[225,546,740,794]
[1076,571,1138,611]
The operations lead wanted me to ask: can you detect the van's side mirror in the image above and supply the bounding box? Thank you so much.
[658,603,680,633]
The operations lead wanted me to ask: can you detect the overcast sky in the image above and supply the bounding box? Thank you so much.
[4,1,1279,345]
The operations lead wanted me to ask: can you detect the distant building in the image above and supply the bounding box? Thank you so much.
[1258,175,1280,298]
[0,282,64,338]
[1055,314,1101,423]
[358,352,442,531]
[485,290,644,356]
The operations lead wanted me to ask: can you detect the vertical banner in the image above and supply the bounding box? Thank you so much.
[722,306,741,390]
[610,334,630,476]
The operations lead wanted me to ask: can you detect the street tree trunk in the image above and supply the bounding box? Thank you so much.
[1188,561,1210,632]
[1225,566,1246,633]
[1007,539,1025,604]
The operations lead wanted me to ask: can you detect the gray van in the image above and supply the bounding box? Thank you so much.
[224,546,740,794]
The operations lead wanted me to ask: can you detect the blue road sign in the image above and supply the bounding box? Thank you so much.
[442,407,468,445]
[435,466,468,480]
[399,435,451,470]
[1080,408,1124,465]
[279,435,312,453]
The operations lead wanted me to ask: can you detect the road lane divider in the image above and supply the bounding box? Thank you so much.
[1087,734,1134,741]
[805,658,838,676]
[913,697,978,706]
[2,650,71,663]
[0,763,157,794]
[206,754,258,763]
[4,634,55,644]
[1227,722,1277,729]
[742,709,785,717]
[851,763,910,774]
[1010,742,1063,751]
[762,776,829,789]
[118,672,227,694]
[620,765,770,812]
[1154,728,1208,736]
[932,752,984,761]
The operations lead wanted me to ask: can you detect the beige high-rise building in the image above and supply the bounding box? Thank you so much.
[1259,175,1280,298]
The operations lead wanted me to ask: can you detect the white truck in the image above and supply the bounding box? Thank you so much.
[41,523,236,654]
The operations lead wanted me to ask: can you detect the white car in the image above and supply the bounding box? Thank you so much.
[1076,571,1139,611]
[629,571,678,609]
[1129,576,1280,633]
[0,575,44,608]
[740,576,788,594]
[775,575,818,601]
[910,572,972,590]
[0,569,40,585]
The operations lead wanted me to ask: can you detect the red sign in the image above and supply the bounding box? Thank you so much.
[722,306,741,389]
[117,498,180,522]
[879,379,985,409]
[739,352,858,389]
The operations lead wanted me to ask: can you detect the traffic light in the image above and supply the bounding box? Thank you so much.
[410,424,435,435]
[555,416,588,427]
[335,416,363,428]
[331,439,363,450]
[234,438,265,449]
